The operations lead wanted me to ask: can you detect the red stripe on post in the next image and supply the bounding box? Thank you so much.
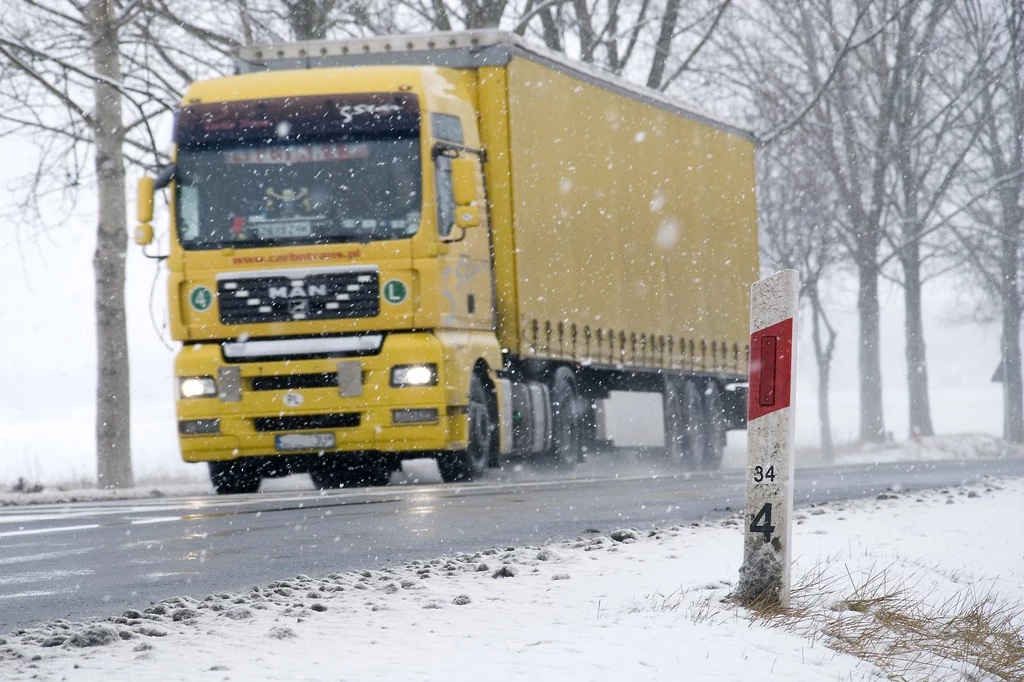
[748,318,793,421]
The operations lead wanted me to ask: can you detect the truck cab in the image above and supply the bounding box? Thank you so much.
[138,65,504,493]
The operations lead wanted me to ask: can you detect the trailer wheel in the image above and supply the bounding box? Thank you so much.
[437,373,495,482]
[540,367,582,470]
[664,378,704,469]
[700,382,726,471]
[576,380,601,462]
[208,460,261,495]
[310,456,391,489]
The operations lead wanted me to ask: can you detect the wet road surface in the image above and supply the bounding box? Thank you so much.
[2,456,1022,632]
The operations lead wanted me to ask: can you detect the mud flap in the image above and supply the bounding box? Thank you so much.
[722,384,749,430]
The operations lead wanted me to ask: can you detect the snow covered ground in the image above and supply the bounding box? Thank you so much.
[831,433,1024,465]
[2,477,1021,681]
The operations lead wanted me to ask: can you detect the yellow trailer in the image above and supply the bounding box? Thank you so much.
[135,30,758,494]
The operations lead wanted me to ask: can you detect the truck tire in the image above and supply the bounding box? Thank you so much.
[576,380,601,462]
[208,460,261,495]
[664,378,705,469]
[539,367,582,470]
[437,373,494,482]
[664,378,699,467]
[700,382,726,471]
[310,456,391,489]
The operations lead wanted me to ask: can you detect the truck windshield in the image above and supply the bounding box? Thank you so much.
[175,137,421,249]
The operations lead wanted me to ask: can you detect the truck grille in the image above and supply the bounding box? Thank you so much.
[251,373,340,391]
[254,413,360,432]
[218,269,379,325]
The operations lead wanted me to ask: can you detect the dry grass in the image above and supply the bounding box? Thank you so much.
[626,585,724,625]
[747,561,1024,681]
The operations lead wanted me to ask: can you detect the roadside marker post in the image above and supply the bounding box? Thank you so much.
[736,269,799,608]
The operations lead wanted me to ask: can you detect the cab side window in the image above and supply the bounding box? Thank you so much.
[435,155,455,237]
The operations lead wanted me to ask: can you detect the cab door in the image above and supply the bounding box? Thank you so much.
[435,151,494,331]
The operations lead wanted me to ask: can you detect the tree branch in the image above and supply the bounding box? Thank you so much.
[659,0,732,91]
[0,43,94,127]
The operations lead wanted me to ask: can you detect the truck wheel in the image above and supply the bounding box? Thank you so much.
[700,382,726,471]
[208,460,261,495]
[576,381,600,462]
[664,379,704,469]
[540,367,582,470]
[310,456,391,489]
[437,373,495,482]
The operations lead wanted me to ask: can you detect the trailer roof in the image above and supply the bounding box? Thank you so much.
[233,30,754,141]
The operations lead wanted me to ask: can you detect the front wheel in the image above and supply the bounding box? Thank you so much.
[208,460,261,495]
[437,373,495,483]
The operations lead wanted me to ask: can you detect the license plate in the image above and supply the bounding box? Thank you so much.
[275,433,335,451]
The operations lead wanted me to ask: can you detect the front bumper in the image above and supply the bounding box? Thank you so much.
[175,333,468,463]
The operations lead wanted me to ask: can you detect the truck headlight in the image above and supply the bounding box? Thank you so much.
[390,364,438,387]
[179,376,218,399]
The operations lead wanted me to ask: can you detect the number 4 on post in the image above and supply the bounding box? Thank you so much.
[749,502,775,542]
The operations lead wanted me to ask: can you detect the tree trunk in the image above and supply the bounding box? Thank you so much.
[808,285,835,463]
[858,263,885,442]
[538,8,562,51]
[573,0,598,63]
[605,0,620,72]
[901,248,934,437]
[519,0,562,51]
[286,0,329,40]
[1001,200,1024,443]
[1002,299,1023,443]
[476,0,508,28]
[430,0,453,31]
[646,0,680,89]
[89,0,133,489]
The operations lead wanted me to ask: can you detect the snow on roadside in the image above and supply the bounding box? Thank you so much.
[0,482,212,507]
[835,433,1024,465]
[2,478,1022,681]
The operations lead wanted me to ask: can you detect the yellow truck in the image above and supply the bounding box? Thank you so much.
[135,30,758,494]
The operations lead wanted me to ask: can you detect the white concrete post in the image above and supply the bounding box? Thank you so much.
[736,269,799,607]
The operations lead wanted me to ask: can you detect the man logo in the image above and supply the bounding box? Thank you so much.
[288,299,309,317]
[269,283,327,299]
[283,392,304,407]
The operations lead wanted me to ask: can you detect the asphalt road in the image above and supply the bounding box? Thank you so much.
[3,456,1023,633]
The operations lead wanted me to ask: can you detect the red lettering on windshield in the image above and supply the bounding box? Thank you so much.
[225,143,370,166]
[230,249,361,265]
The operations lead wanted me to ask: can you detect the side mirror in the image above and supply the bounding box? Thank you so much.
[135,223,154,246]
[451,157,478,207]
[137,176,155,223]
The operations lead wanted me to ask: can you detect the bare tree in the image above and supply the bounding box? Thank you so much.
[0,1,178,488]
[535,0,733,88]
[759,144,842,461]
[714,0,995,444]
[148,0,387,52]
[949,0,1024,442]
[710,0,891,442]
[386,0,735,95]
[753,0,956,443]
[878,0,995,439]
